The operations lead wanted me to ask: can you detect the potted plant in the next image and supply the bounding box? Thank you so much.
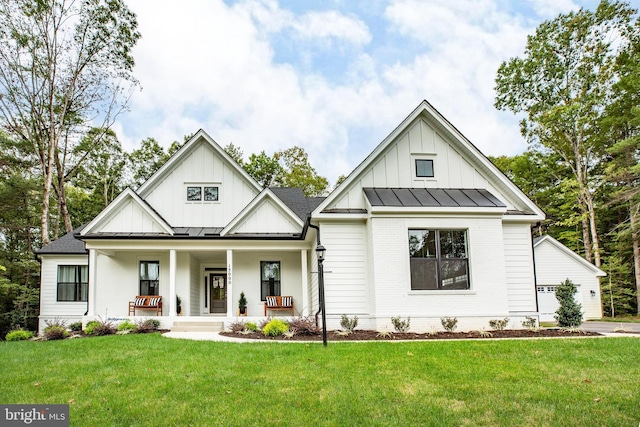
[238,291,247,315]
[176,295,182,315]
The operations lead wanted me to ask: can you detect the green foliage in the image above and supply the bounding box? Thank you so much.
[223,143,244,165]
[117,320,137,332]
[85,319,116,336]
[69,321,83,332]
[127,138,170,188]
[488,318,510,331]
[135,318,160,333]
[440,317,458,332]
[238,291,247,308]
[287,316,318,335]
[340,314,359,333]
[391,316,411,333]
[262,319,289,337]
[5,329,34,341]
[246,322,259,332]
[521,317,538,329]
[43,321,69,341]
[555,279,584,327]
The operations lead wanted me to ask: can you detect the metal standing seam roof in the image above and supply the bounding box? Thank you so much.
[363,188,506,208]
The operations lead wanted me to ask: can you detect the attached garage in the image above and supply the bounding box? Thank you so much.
[533,235,606,322]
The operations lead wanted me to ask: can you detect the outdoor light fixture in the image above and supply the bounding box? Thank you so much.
[316,243,327,346]
[590,290,596,296]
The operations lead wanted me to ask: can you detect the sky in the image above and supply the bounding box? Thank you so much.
[116,0,627,185]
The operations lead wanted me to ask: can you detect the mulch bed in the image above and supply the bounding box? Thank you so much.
[220,329,602,341]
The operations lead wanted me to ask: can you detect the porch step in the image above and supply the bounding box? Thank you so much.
[171,321,224,333]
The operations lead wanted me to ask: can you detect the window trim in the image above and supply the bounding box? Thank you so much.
[415,159,435,178]
[56,265,88,302]
[185,183,221,203]
[408,229,470,291]
[260,260,281,301]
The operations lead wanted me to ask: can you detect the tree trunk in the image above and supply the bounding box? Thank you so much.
[630,201,640,315]
[580,205,593,262]
[584,188,601,267]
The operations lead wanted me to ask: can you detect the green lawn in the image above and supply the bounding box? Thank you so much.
[1,334,639,426]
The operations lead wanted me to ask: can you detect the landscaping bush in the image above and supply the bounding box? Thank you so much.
[258,317,272,331]
[262,319,289,337]
[5,329,34,341]
[69,321,83,332]
[117,320,137,333]
[288,315,319,335]
[441,317,458,332]
[135,318,160,333]
[84,319,115,336]
[246,322,259,332]
[340,314,358,333]
[521,316,538,329]
[489,318,509,331]
[391,316,411,332]
[229,320,246,333]
[44,325,68,340]
[555,279,583,327]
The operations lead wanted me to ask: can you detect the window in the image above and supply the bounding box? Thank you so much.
[408,229,469,290]
[140,261,160,295]
[415,159,434,178]
[186,185,219,202]
[57,265,88,301]
[260,261,281,300]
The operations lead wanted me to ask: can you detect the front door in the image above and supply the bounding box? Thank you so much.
[209,273,227,314]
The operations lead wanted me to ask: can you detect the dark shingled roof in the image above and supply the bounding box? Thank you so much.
[363,188,506,208]
[35,226,87,255]
[270,188,325,221]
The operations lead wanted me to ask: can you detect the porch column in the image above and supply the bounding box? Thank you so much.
[169,249,176,317]
[301,250,309,316]
[226,250,233,317]
[87,249,98,316]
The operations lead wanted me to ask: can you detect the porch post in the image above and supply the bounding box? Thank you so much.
[226,250,233,317]
[301,249,309,316]
[169,249,176,317]
[87,249,98,316]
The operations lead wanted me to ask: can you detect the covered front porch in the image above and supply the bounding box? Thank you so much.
[83,239,316,330]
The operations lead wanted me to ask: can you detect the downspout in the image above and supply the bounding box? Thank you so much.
[531,223,540,315]
[308,222,322,326]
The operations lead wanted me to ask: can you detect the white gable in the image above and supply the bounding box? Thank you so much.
[316,101,544,220]
[534,235,606,279]
[222,190,304,235]
[81,189,173,235]
[138,131,261,228]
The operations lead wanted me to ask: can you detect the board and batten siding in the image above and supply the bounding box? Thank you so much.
[100,198,167,233]
[141,140,258,227]
[39,255,89,332]
[320,221,370,316]
[502,223,537,313]
[230,199,301,234]
[328,118,523,212]
[534,239,603,320]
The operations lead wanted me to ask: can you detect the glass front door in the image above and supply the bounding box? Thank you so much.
[209,273,226,314]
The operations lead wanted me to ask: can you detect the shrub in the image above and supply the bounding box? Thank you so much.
[555,279,583,327]
[488,318,509,331]
[521,316,538,329]
[258,317,272,331]
[288,315,319,335]
[391,316,411,333]
[246,322,259,332]
[117,320,137,333]
[340,314,359,333]
[6,329,34,341]
[262,319,289,337]
[135,318,161,333]
[229,321,246,333]
[44,325,68,340]
[84,318,115,336]
[440,317,458,332]
[69,321,83,332]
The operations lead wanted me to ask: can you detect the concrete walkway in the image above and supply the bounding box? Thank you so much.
[582,321,640,333]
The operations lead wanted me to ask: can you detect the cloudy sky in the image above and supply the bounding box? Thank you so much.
[117,0,617,185]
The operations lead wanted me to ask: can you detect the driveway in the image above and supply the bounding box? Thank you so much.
[582,321,640,333]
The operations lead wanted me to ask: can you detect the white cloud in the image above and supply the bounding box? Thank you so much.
[527,0,581,19]
[292,11,372,46]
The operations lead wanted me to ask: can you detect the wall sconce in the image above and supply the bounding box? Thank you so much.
[590,290,596,297]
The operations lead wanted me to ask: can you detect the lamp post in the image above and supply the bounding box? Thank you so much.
[316,244,327,346]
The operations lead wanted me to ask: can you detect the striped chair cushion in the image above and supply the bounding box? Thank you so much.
[149,297,161,306]
[281,296,292,307]
[266,296,278,307]
[135,297,146,306]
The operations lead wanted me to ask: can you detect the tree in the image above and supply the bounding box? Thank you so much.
[223,142,244,165]
[0,0,141,244]
[554,279,583,327]
[495,0,638,267]
[274,147,329,197]
[244,151,283,189]
[127,138,169,188]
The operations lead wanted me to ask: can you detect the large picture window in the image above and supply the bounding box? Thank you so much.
[57,265,88,301]
[260,261,281,300]
[408,229,469,290]
[140,261,160,295]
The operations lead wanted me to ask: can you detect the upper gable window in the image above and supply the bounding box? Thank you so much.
[186,184,219,202]
[415,159,434,178]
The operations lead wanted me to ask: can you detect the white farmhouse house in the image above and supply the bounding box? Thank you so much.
[37,100,550,333]
[533,235,606,322]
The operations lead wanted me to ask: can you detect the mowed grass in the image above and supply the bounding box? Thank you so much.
[1,335,639,426]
